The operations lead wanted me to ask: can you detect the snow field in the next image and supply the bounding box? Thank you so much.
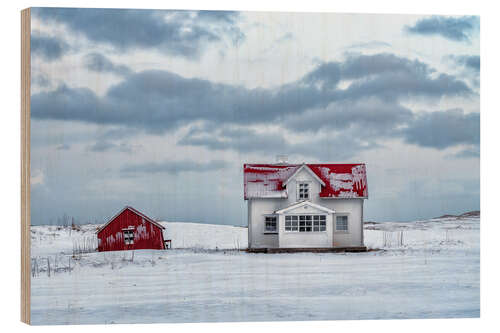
[30,217,479,324]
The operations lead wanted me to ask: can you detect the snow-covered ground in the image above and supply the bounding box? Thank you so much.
[30,216,479,325]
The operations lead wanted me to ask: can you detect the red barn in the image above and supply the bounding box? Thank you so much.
[97,206,166,252]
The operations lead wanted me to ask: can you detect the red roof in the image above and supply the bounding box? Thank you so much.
[243,163,368,199]
[96,206,165,234]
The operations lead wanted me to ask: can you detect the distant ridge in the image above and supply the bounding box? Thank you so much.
[436,211,480,219]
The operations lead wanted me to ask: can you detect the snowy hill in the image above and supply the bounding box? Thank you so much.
[31,215,479,256]
[159,221,247,250]
[30,221,248,256]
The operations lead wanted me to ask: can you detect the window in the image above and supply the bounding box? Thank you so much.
[286,215,326,232]
[123,229,135,245]
[298,182,309,199]
[265,216,277,233]
[336,215,348,232]
[314,215,327,231]
[285,215,298,232]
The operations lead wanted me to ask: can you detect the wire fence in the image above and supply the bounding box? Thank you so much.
[382,231,405,248]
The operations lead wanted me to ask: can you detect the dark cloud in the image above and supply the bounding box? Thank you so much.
[87,140,138,153]
[32,84,103,123]
[344,71,470,102]
[84,53,132,77]
[178,107,479,159]
[450,147,480,159]
[31,33,69,61]
[405,16,479,42]
[402,109,479,149]
[32,53,472,135]
[121,159,228,174]
[32,8,244,58]
[32,73,51,87]
[178,124,378,160]
[340,53,431,80]
[284,98,413,135]
[301,62,341,89]
[179,126,290,154]
[450,55,480,72]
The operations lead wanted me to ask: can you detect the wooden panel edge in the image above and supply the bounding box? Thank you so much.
[21,7,31,325]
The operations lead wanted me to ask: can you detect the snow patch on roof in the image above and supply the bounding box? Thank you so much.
[244,165,299,199]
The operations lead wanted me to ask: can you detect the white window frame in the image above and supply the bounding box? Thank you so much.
[297,182,310,200]
[264,215,278,233]
[285,214,326,232]
[123,227,135,245]
[335,215,349,233]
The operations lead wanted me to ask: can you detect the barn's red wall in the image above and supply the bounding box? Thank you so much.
[97,208,165,252]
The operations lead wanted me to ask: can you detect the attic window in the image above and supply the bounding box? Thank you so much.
[123,229,135,245]
[298,182,309,199]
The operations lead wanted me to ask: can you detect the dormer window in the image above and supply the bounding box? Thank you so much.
[298,182,309,200]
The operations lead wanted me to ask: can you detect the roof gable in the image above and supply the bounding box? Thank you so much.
[282,164,326,187]
[96,206,165,234]
[244,163,368,199]
[275,200,335,214]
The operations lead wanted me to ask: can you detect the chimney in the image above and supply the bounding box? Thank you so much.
[276,155,288,164]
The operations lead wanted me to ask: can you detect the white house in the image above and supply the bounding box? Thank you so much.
[244,163,368,250]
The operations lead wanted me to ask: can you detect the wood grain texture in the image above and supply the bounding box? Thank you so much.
[21,7,31,325]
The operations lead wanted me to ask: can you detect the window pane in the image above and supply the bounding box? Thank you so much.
[265,216,277,232]
[320,215,326,221]
[336,216,348,231]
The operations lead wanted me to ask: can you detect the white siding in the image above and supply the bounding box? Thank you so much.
[278,212,333,248]
[248,199,281,248]
[327,199,364,247]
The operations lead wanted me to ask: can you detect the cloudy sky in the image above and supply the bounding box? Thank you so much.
[30,8,480,225]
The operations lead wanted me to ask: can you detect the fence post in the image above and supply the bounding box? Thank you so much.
[47,257,51,277]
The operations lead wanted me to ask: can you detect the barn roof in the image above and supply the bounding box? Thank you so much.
[96,206,165,234]
[243,163,368,199]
